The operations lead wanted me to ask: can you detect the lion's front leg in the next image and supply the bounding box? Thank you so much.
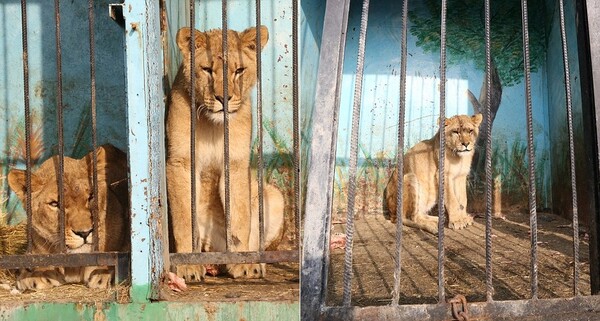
[446,175,473,230]
[220,163,263,279]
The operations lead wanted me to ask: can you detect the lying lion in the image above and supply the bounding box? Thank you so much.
[7,144,129,290]
[167,26,285,281]
[384,114,483,234]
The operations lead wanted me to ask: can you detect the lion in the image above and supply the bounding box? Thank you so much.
[7,144,129,290]
[384,114,483,235]
[167,25,285,281]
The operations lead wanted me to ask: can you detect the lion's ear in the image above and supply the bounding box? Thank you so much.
[7,169,40,202]
[472,113,483,127]
[240,25,269,51]
[176,27,206,54]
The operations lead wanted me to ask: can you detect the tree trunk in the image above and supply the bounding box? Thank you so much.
[467,59,503,172]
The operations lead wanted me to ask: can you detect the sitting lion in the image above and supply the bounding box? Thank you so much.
[7,144,129,290]
[167,26,284,281]
[384,114,483,234]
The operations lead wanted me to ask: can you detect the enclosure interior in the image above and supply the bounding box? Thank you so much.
[163,0,299,301]
[0,0,128,302]
[301,0,595,306]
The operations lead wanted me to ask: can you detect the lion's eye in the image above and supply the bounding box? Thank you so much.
[453,130,459,135]
[469,129,474,134]
[235,68,246,75]
[48,201,59,208]
[202,67,212,73]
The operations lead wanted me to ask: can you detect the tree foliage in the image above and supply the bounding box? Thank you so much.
[409,0,547,87]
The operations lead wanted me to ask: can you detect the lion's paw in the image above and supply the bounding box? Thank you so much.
[86,269,113,289]
[227,263,265,279]
[176,264,206,283]
[448,214,474,230]
[17,269,65,291]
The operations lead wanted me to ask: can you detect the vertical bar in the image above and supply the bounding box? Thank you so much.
[292,0,300,249]
[342,0,370,307]
[255,0,265,252]
[190,0,197,253]
[88,0,99,252]
[20,0,33,252]
[122,0,166,301]
[391,0,408,306]
[437,0,447,303]
[558,0,580,296]
[222,0,232,251]
[484,0,494,302]
[301,0,351,317]
[521,0,539,299]
[54,0,66,253]
[581,0,600,295]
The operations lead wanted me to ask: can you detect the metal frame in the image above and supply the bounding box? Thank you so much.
[301,0,600,319]
[579,0,600,295]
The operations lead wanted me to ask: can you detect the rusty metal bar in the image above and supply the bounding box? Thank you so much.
[20,0,33,253]
[437,0,448,303]
[170,250,298,265]
[222,0,232,252]
[521,0,539,299]
[255,0,266,253]
[320,295,600,321]
[391,0,409,306]
[54,0,66,254]
[558,0,580,296]
[189,0,198,253]
[342,0,370,307]
[88,0,99,252]
[0,252,129,270]
[292,0,300,249]
[484,0,494,302]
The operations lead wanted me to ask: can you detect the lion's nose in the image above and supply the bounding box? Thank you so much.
[215,95,232,105]
[462,142,470,148]
[73,229,93,242]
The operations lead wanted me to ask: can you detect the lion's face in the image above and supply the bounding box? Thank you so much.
[176,26,269,123]
[443,114,483,157]
[8,145,129,254]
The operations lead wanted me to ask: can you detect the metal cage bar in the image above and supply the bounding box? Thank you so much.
[189,0,198,253]
[255,0,266,253]
[88,0,100,252]
[391,0,409,306]
[521,0,540,299]
[292,0,301,249]
[341,0,370,306]
[20,0,33,253]
[437,0,448,303]
[221,0,232,252]
[484,0,494,302]
[558,0,580,296]
[54,0,66,254]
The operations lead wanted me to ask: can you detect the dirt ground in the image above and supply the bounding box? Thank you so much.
[327,211,591,306]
